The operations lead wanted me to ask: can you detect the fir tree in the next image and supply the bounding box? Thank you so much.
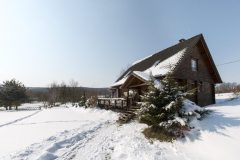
[138,73,197,141]
[0,79,28,110]
[78,96,86,107]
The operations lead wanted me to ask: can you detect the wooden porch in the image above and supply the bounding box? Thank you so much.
[100,73,150,111]
[97,97,140,110]
[97,98,130,110]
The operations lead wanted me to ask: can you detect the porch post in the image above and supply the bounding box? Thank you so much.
[114,99,116,108]
[117,88,121,98]
[111,89,114,98]
[137,88,141,102]
[127,88,129,109]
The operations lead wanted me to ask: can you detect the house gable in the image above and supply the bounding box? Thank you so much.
[173,35,222,84]
[120,72,149,89]
[172,36,221,106]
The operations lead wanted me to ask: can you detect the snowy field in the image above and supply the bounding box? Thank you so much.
[0,93,240,160]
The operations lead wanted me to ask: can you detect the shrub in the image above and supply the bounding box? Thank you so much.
[85,96,97,108]
[78,96,86,107]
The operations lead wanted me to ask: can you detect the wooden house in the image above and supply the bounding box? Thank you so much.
[101,34,222,108]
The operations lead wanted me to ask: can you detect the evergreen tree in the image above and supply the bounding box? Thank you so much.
[0,79,28,110]
[138,73,196,141]
[78,96,86,107]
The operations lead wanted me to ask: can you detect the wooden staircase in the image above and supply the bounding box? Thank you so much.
[117,106,140,124]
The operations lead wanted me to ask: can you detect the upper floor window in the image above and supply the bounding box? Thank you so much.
[191,58,198,71]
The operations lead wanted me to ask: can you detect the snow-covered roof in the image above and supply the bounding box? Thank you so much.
[133,71,151,81]
[144,48,187,77]
[111,48,187,88]
[111,76,129,87]
[116,34,205,83]
[111,71,151,88]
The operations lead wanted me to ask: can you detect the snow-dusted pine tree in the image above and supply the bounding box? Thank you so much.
[138,73,203,141]
[78,96,86,107]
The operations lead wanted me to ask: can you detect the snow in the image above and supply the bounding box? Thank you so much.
[0,104,118,160]
[159,117,187,127]
[112,71,151,88]
[174,117,186,126]
[111,76,128,87]
[215,92,237,103]
[144,48,187,77]
[182,99,204,113]
[114,48,187,88]
[153,79,162,90]
[0,93,240,160]
[181,99,204,119]
[133,71,151,81]
[164,101,175,110]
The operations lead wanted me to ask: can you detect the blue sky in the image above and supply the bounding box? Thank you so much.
[0,0,240,87]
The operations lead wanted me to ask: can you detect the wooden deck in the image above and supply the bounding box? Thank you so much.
[97,98,141,123]
[97,98,129,110]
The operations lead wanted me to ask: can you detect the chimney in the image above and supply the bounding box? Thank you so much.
[179,38,186,43]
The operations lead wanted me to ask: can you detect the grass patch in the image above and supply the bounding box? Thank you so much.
[143,126,176,142]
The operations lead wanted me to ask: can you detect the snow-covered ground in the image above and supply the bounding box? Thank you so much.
[0,94,240,160]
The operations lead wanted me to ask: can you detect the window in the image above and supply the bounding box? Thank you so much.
[191,58,198,71]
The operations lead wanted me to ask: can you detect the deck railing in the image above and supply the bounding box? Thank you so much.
[97,98,128,110]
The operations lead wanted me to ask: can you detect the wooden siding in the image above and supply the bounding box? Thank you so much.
[174,42,214,83]
[174,41,216,106]
[198,82,214,106]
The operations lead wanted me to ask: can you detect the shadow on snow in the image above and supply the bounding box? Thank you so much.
[183,101,240,142]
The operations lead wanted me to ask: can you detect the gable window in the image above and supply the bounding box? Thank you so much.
[191,58,198,71]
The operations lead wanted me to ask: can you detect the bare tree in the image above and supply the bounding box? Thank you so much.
[215,82,238,93]
[59,81,68,106]
[48,82,59,107]
[69,79,79,106]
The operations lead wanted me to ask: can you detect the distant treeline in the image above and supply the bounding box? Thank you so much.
[0,79,111,110]
[28,87,110,100]
[215,82,240,93]
[27,80,111,107]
